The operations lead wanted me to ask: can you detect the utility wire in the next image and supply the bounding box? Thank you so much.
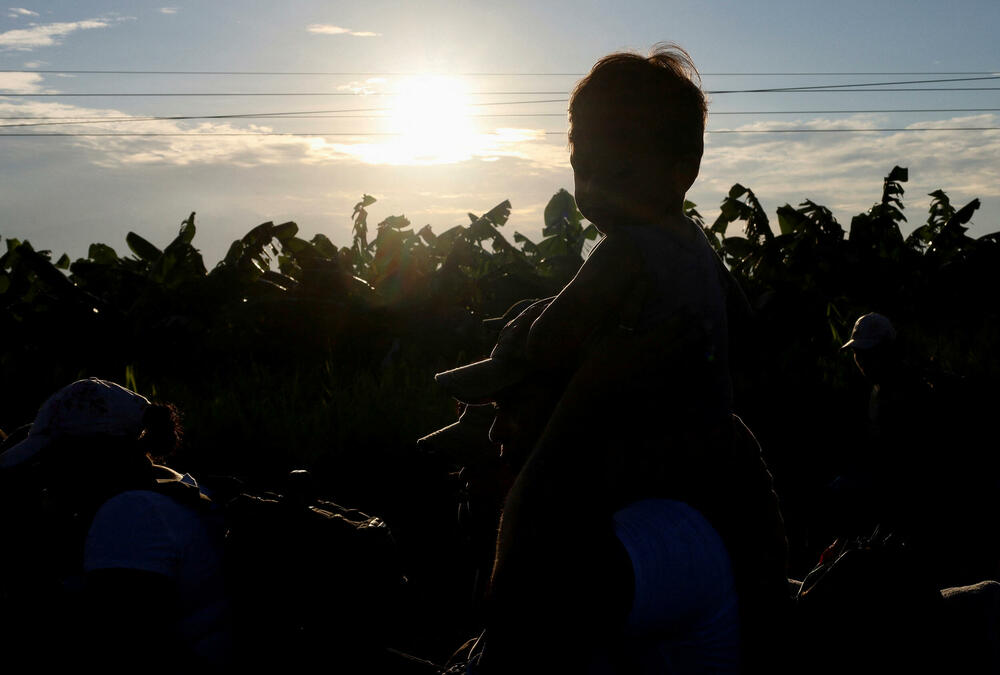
[2,128,998,137]
[5,108,1000,129]
[2,69,997,76]
[709,75,1000,93]
[3,75,998,97]
[5,87,999,97]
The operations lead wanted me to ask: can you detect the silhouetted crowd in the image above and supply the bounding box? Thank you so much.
[3,44,999,674]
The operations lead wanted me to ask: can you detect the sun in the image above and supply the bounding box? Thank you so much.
[385,75,477,164]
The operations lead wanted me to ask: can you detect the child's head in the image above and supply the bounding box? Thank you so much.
[569,43,707,229]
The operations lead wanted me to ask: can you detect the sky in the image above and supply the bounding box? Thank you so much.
[1,1,998,265]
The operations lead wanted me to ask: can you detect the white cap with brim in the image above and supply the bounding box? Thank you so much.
[434,298,551,404]
[434,357,532,405]
[841,312,897,351]
[0,378,150,470]
[416,404,499,464]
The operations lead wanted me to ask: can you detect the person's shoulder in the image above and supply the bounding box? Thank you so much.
[586,230,641,268]
[92,489,202,533]
[97,489,175,513]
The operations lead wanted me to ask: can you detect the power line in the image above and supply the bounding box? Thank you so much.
[2,69,997,76]
[707,127,1000,133]
[4,88,999,98]
[709,75,1000,93]
[5,108,1000,129]
[2,74,998,99]
[0,91,573,97]
[2,127,998,137]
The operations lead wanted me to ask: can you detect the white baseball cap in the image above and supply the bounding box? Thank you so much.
[841,313,897,351]
[0,378,150,469]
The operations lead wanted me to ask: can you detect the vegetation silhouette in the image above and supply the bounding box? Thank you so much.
[2,168,998,582]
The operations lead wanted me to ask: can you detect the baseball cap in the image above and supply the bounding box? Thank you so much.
[416,404,498,465]
[0,378,151,470]
[841,313,897,351]
[434,297,551,405]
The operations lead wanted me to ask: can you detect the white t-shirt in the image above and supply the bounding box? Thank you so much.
[84,489,232,663]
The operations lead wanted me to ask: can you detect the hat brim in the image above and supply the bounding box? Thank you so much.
[0,434,47,470]
[416,405,498,465]
[841,338,879,351]
[434,357,530,405]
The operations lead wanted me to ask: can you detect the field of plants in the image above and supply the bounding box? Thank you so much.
[2,166,999,587]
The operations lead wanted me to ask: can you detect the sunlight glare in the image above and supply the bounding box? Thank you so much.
[385,75,476,164]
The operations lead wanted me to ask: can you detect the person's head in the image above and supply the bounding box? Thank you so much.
[0,378,181,513]
[841,313,899,383]
[431,299,570,466]
[568,43,707,230]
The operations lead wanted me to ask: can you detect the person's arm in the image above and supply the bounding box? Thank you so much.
[526,234,640,368]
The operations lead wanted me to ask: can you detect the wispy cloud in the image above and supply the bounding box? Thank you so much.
[0,71,44,92]
[336,77,387,94]
[0,18,110,51]
[158,7,178,15]
[694,113,1000,232]
[3,99,995,237]
[7,7,38,18]
[307,23,380,37]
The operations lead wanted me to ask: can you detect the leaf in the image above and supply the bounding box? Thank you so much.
[272,221,299,241]
[417,224,436,245]
[534,235,573,260]
[242,222,274,246]
[310,233,339,259]
[719,198,744,221]
[126,232,163,262]
[0,274,8,295]
[949,199,981,227]
[88,243,119,265]
[378,215,411,231]
[483,200,512,228]
[710,214,731,235]
[55,253,71,270]
[728,184,748,200]
[776,204,803,235]
[221,240,242,268]
[356,194,377,209]
[178,212,196,244]
[887,166,908,183]
[722,236,754,259]
[513,231,539,255]
[262,270,297,289]
[543,189,582,235]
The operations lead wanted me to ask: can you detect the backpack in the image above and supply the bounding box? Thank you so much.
[153,466,406,665]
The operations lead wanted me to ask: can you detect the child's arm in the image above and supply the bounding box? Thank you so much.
[526,233,640,368]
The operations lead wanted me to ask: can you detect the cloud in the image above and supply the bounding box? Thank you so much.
[336,77,388,95]
[2,97,994,236]
[694,113,1000,236]
[0,18,110,50]
[22,60,43,68]
[158,7,179,14]
[0,71,43,92]
[7,7,38,18]
[307,23,380,37]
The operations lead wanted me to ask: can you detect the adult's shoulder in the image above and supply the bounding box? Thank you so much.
[84,489,198,576]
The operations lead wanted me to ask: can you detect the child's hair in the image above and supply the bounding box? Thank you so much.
[569,42,707,160]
